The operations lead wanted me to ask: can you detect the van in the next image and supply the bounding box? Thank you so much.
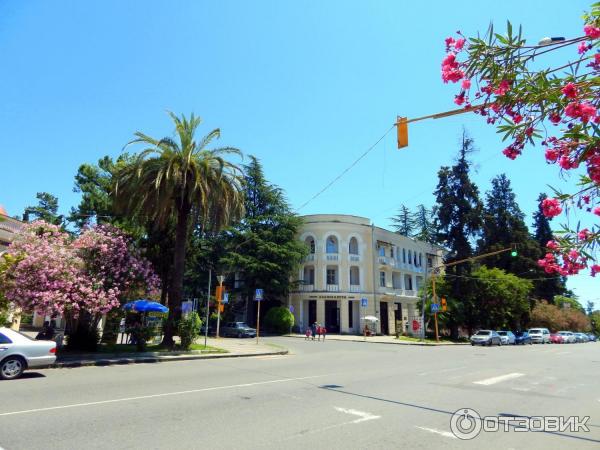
[528,327,550,344]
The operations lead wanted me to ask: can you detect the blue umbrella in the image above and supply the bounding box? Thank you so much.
[123,300,169,313]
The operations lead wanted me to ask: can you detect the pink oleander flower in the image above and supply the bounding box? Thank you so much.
[578,41,589,54]
[494,80,510,96]
[546,240,560,250]
[577,228,591,241]
[541,198,562,218]
[561,82,578,99]
[461,79,471,90]
[591,265,600,277]
[564,101,597,123]
[584,24,600,39]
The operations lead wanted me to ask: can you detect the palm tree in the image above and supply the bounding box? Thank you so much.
[114,112,245,346]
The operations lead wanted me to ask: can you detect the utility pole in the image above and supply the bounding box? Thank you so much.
[204,269,212,347]
[215,275,225,338]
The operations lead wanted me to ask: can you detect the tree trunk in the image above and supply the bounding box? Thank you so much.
[162,201,191,347]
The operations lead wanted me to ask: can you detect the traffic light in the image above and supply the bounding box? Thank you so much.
[441,297,447,312]
[510,245,518,257]
[215,285,224,301]
[397,116,408,148]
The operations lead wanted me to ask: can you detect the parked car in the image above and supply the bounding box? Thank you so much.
[587,334,598,342]
[514,331,532,345]
[221,322,257,338]
[497,330,516,345]
[574,332,589,343]
[0,327,57,380]
[470,330,502,346]
[558,331,576,343]
[550,333,564,344]
[528,328,551,344]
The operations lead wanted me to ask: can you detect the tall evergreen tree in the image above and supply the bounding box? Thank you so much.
[433,131,483,336]
[531,193,566,301]
[479,174,539,275]
[389,205,414,236]
[23,192,64,226]
[412,204,437,244]
[220,156,307,325]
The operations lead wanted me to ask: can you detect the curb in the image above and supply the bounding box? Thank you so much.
[53,350,289,368]
[283,335,469,347]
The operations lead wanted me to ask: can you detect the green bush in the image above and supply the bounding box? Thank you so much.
[264,307,294,335]
[178,312,202,350]
[127,323,156,352]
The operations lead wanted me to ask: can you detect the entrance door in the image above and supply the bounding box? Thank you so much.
[325,300,339,333]
[308,300,317,326]
[394,303,403,335]
[380,302,389,335]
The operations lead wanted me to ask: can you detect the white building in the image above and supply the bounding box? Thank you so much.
[288,214,444,336]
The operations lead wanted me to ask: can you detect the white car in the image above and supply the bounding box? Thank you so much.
[0,327,57,380]
[497,331,516,345]
[558,331,576,343]
[528,327,551,344]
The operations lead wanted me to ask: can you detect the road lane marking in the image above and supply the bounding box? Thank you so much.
[555,351,571,355]
[334,407,380,423]
[418,366,467,376]
[473,373,525,385]
[0,374,330,417]
[415,426,457,439]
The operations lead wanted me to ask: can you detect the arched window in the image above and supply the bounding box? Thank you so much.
[414,252,418,266]
[408,250,412,264]
[349,237,359,255]
[349,266,360,285]
[326,236,338,254]
[305,236,315,254]
[402,248,406,263]
[418,253,423,267]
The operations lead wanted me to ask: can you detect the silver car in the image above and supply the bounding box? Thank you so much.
[470,330,502,346]
[528,328,551,344]
[0,327,57,380]
[497,330,516,345]
[558,331,576,343]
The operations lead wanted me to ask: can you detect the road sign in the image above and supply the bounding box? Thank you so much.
[361,298,368,307]
[255,288,264,301]
[222,293,229,304]
[431,303,440,313]
[181,301,193,315]
[289,305,294,313]
[412,319,420,331]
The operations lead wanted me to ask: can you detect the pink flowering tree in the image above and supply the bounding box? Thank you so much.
[1,221,159,349]
[441,4,600,277]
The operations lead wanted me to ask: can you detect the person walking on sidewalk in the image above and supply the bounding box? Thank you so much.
[305,327,312,340]
[321,326,327,341]
[311,322,317,341]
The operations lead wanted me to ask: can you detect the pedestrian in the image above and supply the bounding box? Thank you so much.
[311,322,317,341]
[321,326,327,341]
[305,327,312,340]
[316,324,322,342]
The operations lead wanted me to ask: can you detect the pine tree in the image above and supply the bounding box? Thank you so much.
[220,156,308,324]
[23,192,64,226]
[412,204,437,244]
[433,131,483,336]
[479,174,539,276]
[389,205,414,236]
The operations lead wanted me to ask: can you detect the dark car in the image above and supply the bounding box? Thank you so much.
[587,334,598,342]
[514,331,532,345]
[470,330,502,346]
[221,322,257,338]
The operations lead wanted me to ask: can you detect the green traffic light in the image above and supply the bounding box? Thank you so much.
[511,250,518,257]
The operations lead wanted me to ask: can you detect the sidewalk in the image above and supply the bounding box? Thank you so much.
[53,337,287,368]
[285,333,468,346]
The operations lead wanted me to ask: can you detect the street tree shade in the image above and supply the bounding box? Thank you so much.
[114,112,245,347]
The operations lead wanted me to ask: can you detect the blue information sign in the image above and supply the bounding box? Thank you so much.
[222,293,229,304]
[289,305,294,313]
[361,298,368,307]
[255,288,264,301]
[431,303,440,313]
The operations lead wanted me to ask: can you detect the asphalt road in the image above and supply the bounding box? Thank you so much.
[1,338,599,450]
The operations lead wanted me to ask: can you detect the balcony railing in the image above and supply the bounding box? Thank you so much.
[326,284,340,292]
[378,256,387,265]
[404,289,416,297]
[349,284,361,293]
[305,254,315,262]
[326,254,339,261]
[349,254,360,262]
[300,284,314,292]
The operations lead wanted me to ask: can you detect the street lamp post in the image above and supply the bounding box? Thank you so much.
[204,269,212,347]
[216,275,225,338]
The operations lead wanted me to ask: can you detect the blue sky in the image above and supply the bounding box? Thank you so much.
[1,0,597,306]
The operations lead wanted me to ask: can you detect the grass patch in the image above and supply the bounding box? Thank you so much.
[396,336,455,344]
[189,343,228,353]
[90,343,227,354]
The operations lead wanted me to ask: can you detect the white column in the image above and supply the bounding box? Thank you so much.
[340,299,349,334]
